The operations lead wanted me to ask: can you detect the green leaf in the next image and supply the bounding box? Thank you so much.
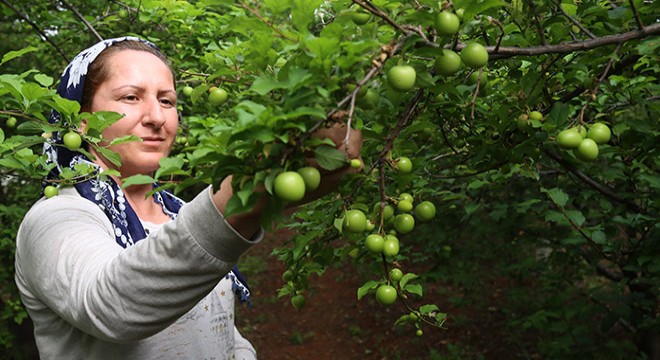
[109,135,141,146]
[399,273,418,289]
[155,157,187,179]
[0,128,4,144]
[543,187,569,207]
[404,283,423,297]
[314,145,347,171]
[453,0,506,19]
[94,147,121,167]
[34,74,54,87]
[565,210,585,227]
[1,47,38,65]
[419,304,440,314]
[357,280,380,300]
[121,174,155,188]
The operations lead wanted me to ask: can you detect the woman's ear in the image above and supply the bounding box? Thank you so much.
[79,118,87,134]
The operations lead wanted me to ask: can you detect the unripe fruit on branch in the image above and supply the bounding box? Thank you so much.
[297,167,321,192]
[44,185,59,199]
[375,284,397,305]
[63,131,82,150]
[396,157,413,173]
[574,138,599,161]
[435,11,460,36]
[344,209,368,233]
[274,171,306,202]
[587,122,611,144]
[434,50,462,76]
[208,88,228,105]
[460,43,489,68]
[556,128,583,149]
[387,65,416,92]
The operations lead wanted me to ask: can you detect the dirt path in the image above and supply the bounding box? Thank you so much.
[234,230,472,360]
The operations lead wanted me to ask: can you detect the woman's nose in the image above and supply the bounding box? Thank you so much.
[141,98,166,128]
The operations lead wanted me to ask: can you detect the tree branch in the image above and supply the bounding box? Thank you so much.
[477,23,660,59]
[237,0,297,42]
[59,0,104,42]
[554,0,596,39]
[543,148,644,214]
[0,0,69,63]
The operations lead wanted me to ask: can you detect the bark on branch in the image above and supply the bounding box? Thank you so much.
[478,23,660,60]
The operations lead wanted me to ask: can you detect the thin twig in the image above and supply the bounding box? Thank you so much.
[59,0,104,42]
[488,17,505,53]
[546,194,612,260]
[576,43,621,123]
[524,0,548,45]
[543,148,644,214]
[628,0,644,30]
[555,0,596,39]
[0,0,69,63]
[237,0,297,42]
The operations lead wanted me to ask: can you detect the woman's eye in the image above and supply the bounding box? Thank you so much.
[123,95,138,101]
[160,98,176,107]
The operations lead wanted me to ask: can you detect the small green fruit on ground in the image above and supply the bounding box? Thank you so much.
[63,131,82,150]
[389,268,403,282]
[394,214,415,234]
[291,294,306,309]
[44,185,59,198]
[434,49,462,76]
[415,201,436,221]
[587,122,611,144]
[387,65,417,92]
[396,157,413,173]
[435,11,460,35]
[460,43,489,68]
[574,138,599,161]
[274,171,306,202]
[297,167,321,192]
[344,209,368,233]
[556,128,583,149]
[375,284,397,305]
[208,88,228,105]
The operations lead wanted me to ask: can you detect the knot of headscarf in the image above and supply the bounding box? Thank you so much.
[45,36,251,305]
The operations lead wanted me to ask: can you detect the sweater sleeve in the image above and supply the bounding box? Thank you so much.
[15,186,262,343]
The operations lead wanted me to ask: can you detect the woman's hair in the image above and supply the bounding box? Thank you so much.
[80,40,174,111]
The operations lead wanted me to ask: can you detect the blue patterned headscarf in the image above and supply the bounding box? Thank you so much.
[44,36,251,305]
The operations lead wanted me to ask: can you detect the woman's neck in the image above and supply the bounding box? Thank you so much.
[115,178,170,224]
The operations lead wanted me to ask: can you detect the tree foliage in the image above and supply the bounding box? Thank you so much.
[1,0,658,358]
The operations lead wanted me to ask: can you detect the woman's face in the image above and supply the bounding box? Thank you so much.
[86,49,178,177]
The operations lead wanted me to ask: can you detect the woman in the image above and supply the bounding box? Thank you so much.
[14,37,361,359]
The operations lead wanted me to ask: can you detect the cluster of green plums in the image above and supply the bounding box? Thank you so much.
[272,167,322,203]
[376,8,488,93]
[181,85,229,106]
[556,122,612,161]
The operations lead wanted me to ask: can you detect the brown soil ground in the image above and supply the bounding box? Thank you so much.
[235,229,513,360]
